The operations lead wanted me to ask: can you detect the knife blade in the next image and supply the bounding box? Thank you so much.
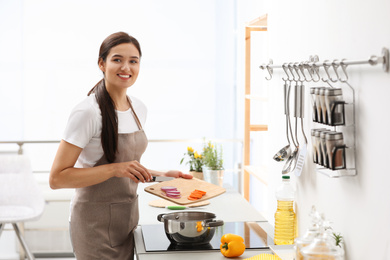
[151,176,175,182]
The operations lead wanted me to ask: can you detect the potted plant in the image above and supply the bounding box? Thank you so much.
[180,146,204,179]
[202,141,224,186]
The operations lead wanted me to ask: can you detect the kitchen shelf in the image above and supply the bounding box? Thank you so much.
[244,165,268,186]
[245,94,269,102]
[250,124,268,131]
[243,14,268,201]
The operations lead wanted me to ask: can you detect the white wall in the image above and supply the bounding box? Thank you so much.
[0,0,244,171]
[0,0,247,257]
[259,0,390,259]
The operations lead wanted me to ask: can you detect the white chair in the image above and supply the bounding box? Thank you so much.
[0,155,45,260]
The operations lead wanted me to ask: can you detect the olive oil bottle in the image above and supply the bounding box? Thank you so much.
[274,175,296,245]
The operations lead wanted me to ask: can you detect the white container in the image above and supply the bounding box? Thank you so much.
[202,167,224,187]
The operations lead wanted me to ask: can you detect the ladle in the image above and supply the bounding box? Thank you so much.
[282,65,300,174]
[273,81,292,162]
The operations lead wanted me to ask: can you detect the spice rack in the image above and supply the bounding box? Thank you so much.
[258,48,390,178]
[311,82,357,178]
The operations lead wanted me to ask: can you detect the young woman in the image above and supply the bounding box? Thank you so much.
[49,32,192,259]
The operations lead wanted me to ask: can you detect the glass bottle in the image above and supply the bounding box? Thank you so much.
[274,175,296,245]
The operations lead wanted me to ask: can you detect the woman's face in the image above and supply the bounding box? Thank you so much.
[99,43,140,91]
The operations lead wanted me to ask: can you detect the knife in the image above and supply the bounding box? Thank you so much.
[151,176,175,182]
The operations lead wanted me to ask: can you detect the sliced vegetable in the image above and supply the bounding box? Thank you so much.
[165,190,181,196]
[161,186,181,199]
[187,189,207,201]
[161,186,178,192]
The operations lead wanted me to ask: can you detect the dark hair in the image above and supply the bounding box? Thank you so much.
[88,32,142,163]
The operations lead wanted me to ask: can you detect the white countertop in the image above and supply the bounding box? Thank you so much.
[135,183,275,259]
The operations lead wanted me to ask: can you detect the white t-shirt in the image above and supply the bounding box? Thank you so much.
[63,93,147,168]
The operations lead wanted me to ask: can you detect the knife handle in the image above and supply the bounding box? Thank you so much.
[166,206,187,210]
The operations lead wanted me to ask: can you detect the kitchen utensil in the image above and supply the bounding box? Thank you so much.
[151,176,175,182]
[165,206,190,210]
[294,83,308,177]
[144,178,226,205]
[274,82,292,162]
[157,211,224,245]
[282,82,299,174]
[148,199,210,208]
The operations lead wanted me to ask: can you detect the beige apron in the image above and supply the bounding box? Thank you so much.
[70,102,147,260]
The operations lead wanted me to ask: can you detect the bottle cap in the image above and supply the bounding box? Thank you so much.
[282,175,290,179]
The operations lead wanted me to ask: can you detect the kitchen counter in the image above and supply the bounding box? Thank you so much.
[135,182,275,259]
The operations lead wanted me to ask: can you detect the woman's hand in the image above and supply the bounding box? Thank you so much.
[164,170,193,179]
[113,161,152,183]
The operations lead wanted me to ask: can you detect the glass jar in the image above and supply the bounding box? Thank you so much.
[311,128,326,164]
[320,130,332,167]
[310,87,318,122]
[301,233,344,260]
[314,87,324,123]
[319,88,328,125]
[325,132,345,170]
[324,88,344,126]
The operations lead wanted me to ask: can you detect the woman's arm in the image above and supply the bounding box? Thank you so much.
[49,140,152,189]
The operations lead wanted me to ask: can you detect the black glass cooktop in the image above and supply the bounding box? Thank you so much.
[141,221,269,252]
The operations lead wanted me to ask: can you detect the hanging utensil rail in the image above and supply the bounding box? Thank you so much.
[259,47,389,81]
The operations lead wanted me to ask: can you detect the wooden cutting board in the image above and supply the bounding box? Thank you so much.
[148,199,210,208]
[144,178,226,205]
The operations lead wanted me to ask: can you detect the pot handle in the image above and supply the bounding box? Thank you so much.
[205,220,224,227]
[157,214,165,222]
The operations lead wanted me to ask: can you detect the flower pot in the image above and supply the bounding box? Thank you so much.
[189,171,204,180]
[202,167,224,187]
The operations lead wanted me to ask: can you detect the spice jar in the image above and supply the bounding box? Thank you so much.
[319,88,328,125]
[314,88,324,123]
[325,132,345,170]
[320,130,332,167]
[311,129,327,164]
[315,129,330,166]
[310,87,318,122]
[324,88,344,126]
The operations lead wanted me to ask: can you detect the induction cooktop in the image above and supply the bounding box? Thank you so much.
[141,221,270,252]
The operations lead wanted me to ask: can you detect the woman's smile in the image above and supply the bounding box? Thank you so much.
[118,74,132,79]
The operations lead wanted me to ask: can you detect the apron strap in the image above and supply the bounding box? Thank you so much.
[127,97,143,130]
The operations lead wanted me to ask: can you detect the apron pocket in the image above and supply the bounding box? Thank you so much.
[108,196,139,247]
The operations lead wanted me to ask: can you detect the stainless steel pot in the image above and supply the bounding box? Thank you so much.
[157,211,224,245]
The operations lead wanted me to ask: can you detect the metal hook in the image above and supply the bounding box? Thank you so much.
[311,62,321,82]
[264,59,273,80]
[282,63,292,81]
[294,62,308,84]
[338,59,349,82]
[288,63,299,82]
[323,60,338,83]
[331,59,341,82]
[299,62,311,82]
